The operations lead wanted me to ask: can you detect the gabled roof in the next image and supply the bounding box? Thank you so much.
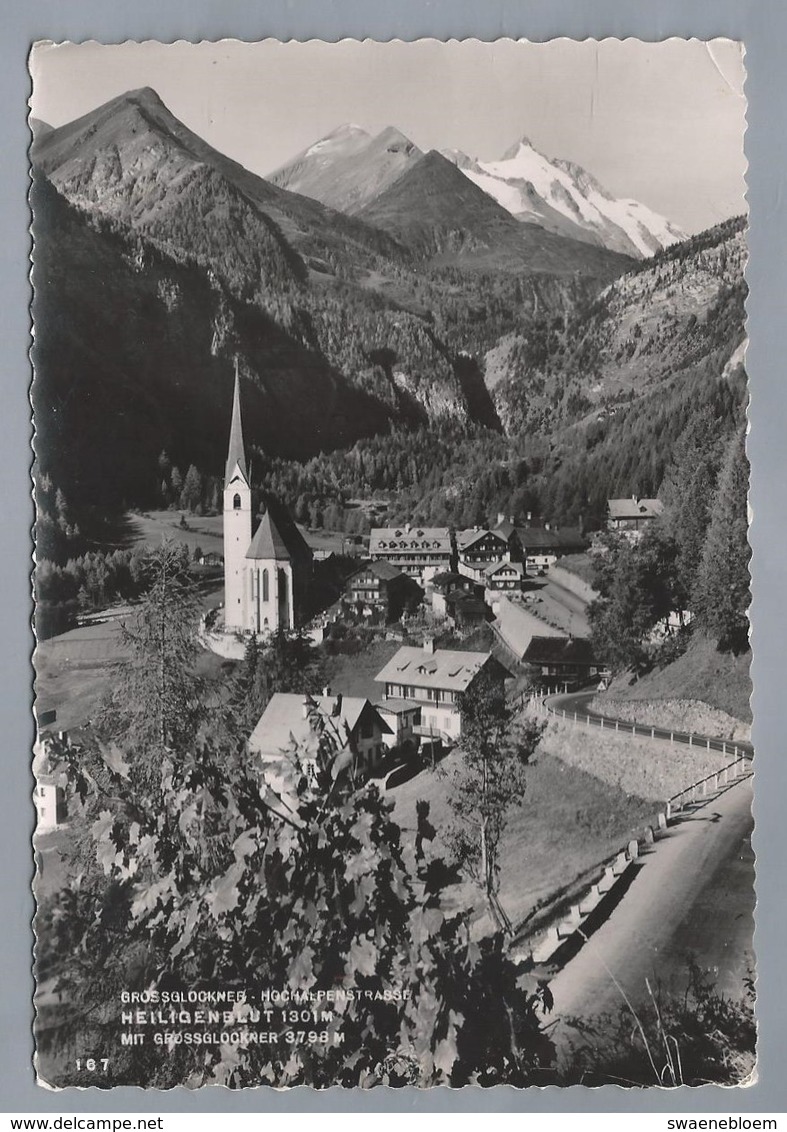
[225,363,249,488]
[246,503,312,563]
[517,527,586,550]
[523,636,598,666]
[248,693,392,762]
[369,527,452,555]
[431,570,471,591]
[486,560,525,578]
[456,527,508,552]
[375,646,509,693]
[493,520,517,541]
[348,559,404,583]
[607,498,663,521]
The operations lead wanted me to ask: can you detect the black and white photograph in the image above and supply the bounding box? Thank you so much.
[28,37,752,1090]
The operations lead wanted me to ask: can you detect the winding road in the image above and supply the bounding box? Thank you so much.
[546,774,754,1050]
[544,689,753,759]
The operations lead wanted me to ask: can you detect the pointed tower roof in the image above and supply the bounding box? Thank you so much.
[246,502,312,564]
[225,360,248,487]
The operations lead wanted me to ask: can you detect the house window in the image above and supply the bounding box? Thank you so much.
[262,569,269,602]
[233,493,241,510]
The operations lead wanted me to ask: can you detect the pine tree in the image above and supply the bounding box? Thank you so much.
[179,464,203,513]
[693,431,750,651]
[659,406,727,605]
[445,668,543,934]
[96,541,204,771]
[169,466,183,506]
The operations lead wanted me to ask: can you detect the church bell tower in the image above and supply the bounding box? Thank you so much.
[223,360,252,631]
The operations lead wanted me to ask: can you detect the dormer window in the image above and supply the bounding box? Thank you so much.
[233,493,241,510]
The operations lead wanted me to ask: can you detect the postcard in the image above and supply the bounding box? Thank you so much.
[29,38,751,1089]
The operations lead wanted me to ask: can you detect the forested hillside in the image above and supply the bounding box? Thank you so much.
[492,216,746,437]
[31,88,747,563]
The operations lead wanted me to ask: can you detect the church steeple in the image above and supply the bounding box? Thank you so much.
[225,358,248,488]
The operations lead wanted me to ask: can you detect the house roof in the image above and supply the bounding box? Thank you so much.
[607,498,664,521]
[375,698,422,714]
[225,364,249,488]
[431,571,470,591]
[348,559,404,582]
[486,560,525,579]
[456,528,508,552]
[523,635,598,666]
[517,527,587,551]
[375,646,508,693]
[493,520,517,541]
[248,693,391,762]
[369,527,452,555]
[246,503,312,563]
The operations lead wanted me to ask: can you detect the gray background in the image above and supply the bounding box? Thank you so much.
[3,0,784,1114]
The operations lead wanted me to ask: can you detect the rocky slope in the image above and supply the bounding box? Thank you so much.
[357,149,630,278]
[491,216,747,437]
[268,124,423,214]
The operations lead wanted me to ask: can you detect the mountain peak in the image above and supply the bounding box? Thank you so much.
[450,136,685,259]
[122,85,168,110]
[370,125,419,155]
[500,135,537,161]
[268,123,422,214]
[303,122,371,154]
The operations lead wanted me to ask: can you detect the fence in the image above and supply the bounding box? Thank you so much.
[529,688,750,761]
[667,755,751,813]
[511,692,753,968]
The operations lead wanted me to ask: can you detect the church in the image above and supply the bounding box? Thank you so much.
[223,368,312,635]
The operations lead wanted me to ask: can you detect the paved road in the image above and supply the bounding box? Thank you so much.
[545,690,753,760]
[547,776,754,1049]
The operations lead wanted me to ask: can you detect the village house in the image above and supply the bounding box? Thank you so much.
[374,698,422,751]
[344,560,423,623]
[374,640,511,742]
[456,527,511,583]
[522,635,601,687]
[607,496,664,535]
[248,693,392,784]
[491,514,523,559]
[484,559,526,594]
[368,525,454,585]
[33,723,69,833]
[516,526,587,573]
[430,571,477,620]
[444,590,489,632]
[198,551,224,567]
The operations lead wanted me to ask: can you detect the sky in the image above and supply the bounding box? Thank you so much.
[29,38,747,235]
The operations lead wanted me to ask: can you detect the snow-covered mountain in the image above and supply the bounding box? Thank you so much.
[267,125,423,214]
[441,137,685,259]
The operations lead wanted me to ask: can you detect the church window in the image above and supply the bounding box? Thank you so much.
[233,493,241,510]
[262,569,269,602]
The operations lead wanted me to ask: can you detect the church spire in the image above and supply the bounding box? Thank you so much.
[225,357,248,487]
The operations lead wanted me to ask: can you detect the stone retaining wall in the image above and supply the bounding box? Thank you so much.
[590,695,751,742]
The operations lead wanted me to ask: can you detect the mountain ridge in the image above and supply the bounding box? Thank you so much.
[442,138,685,258]
[357,148,630,278]
[268,122,423,215]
